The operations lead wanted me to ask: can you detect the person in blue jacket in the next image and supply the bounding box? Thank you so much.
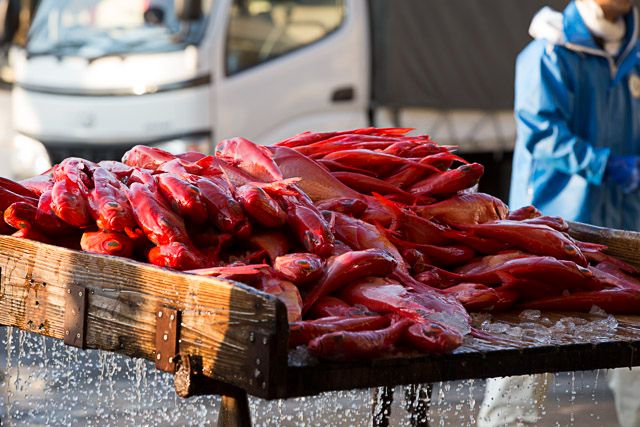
[480,0,640,426]
[509,0,640,230]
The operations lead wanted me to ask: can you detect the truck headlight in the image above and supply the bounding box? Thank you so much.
[12,134,52,179]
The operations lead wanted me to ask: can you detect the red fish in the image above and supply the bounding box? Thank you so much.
[307,318,412,361]
[459,256,596,290]
[414,193,508,226]
[289,315,390,347]
[315,197,368,217]
[81,230,135,258]
[303,249,398,313]
[385,153,465,189]
[332,171,415,202]
[235,184,287,228]
[340,277,471,331]
[507,205,542,221]
[247,232,291,263]
[307,296,372,318]
[520,216,569,232]
[373,194,454,246]
[282,194,335,257]
[192,176,252,238]
[122,145,176,170]
[89,167,137,232]
[126,182,190,245]
[317,159,378,176]
[403,320,464,354]
[275,127,413,148]
[186,263,270,281]
[273,252,325,285]
[0,177,37,198]
[3,199,75,238]
[257,273,303,322]
[97,160,136,182]
[216,137,283,182]
[148,242,214,270]
[53,158,96,189]
[410,163,484,198]
[386,234,475,267]
[3,202,37,232]
[522,288,640,314]
[455,220,587,266]
[441,283,518,312]
[382,140,443,158]
[323,149,439,178]
[454,251,532,275]
[50,177,92,228]
[329,211,405,270]
[156,173,209,224]
[35,190,78,235]
[12,228,53,244]
[19,173,55,196]
[270,146,363,202]
[177,151,207,163]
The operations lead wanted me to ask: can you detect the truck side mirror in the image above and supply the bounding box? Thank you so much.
[0,0,19,46]
[174,0,203,21]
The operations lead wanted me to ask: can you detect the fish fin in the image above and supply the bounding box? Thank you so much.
[372,192,404,231]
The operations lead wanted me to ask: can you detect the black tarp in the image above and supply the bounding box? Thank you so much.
[370,0,569,110]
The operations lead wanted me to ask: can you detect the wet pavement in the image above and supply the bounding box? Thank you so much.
[0,329,623,426]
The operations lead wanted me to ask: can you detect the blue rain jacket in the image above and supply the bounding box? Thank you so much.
[509,2,640,230]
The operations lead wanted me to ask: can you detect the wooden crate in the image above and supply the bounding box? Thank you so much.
[0,235,288,398]
[0,221,640,403]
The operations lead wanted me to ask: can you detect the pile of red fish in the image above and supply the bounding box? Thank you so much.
[1,127,639,362]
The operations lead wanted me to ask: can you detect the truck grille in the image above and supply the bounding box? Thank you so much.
[45,143,134,165]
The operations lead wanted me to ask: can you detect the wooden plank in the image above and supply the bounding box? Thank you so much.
[569,221,640,265]
[0,235,289,398]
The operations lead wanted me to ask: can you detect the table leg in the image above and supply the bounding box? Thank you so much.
[372,386,394,427]
[404,384,432,427]
[217,388,252,427]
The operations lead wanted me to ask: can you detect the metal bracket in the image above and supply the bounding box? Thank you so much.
[24,274,48,333]
[246,331,274,392]
[155,307,181,372]
[64,284,88,348]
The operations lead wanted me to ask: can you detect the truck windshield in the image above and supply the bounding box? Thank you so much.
[26,0,213,59]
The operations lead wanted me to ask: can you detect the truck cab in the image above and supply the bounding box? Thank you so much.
[10,0,368,174]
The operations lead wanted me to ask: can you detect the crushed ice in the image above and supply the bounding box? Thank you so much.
[473,309,620,345]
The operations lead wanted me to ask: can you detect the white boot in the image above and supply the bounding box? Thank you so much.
[477,374,550,427]
[609,367,640,427]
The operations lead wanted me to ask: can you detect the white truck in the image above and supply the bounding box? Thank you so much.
[2,0,565,198]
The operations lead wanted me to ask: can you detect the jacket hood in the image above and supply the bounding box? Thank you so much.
[529,2,638,53]
[529,6,566,45]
